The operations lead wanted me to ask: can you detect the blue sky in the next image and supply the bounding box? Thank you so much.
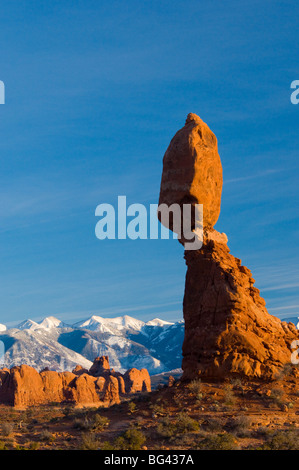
[0,0,298,325]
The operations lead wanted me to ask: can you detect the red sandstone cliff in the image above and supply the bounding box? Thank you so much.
[0,356,151,408]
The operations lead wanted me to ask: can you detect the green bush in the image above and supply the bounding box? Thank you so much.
[262,430,299,450]
[175,413,200,433]
[226,415,251,436]
[157,416,177,438]
[0,441,8,450]
[128,402,137,414]
[188,379,202,399]
[199,433,239,450]
[202,418,223,432]
[107,428,146,450]
[39,429,55,442]
[157,413,199,438]
[1,423,14,437]
[80,433,101,450]
[73,414,110,432]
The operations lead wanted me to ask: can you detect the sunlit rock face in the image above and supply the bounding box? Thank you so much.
[158,113,298,381]
[158,113,223,232]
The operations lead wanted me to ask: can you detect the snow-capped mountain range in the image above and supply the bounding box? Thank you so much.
[0,315,184,375]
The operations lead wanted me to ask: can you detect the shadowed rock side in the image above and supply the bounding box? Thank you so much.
[158,113,298,381]
[0,356,151,407]
[182,230,298,380]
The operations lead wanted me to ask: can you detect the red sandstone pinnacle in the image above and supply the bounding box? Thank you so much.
[158,113,298,381]
[158,113,223,231]
[182,229,298,380]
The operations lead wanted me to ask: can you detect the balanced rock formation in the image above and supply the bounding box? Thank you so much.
[159,113,223,230]
[0,356,151,407]
[159,113,298,381]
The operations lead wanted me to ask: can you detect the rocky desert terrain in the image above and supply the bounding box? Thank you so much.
[0,371,299,450]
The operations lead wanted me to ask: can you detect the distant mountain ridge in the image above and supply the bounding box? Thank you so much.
[0,315,184,375]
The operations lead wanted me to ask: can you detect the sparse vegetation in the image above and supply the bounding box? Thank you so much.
[1,423,14,437]
[39,429,55,442]
[223,384,236,405]
[0,378,297,450]
[261,429,299,450]
[226,415,251,437]
[103,427,146,450]
[73,413,110,432]
[199,433,239,450]
[157,412,199,438]
[270,387,284,408]
[128,401,137,414]
[80,433,101,450]
[188,379,202,399]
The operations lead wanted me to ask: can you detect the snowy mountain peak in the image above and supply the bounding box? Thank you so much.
[15,319,40,331]
[14,316,66,331]
[38,316,65,329]
[146,318,174,327]
[0,324,6,332]
[74,314,145,332]
[0,313,185,374]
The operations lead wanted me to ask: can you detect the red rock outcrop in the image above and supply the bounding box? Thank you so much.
[72,365,89,376]
[159,113,223,231]
[0,357,151,407]
[158,113,298,381]
[123,368,151,393]
[89,356,110,377]
[182,229,298,380]
[102,375,120,403]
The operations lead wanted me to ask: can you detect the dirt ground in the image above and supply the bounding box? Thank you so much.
[0,374,299,450]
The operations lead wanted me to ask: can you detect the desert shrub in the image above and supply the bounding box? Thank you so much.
[175,413,200,433]
[223,385,236,405]
[169,433,200,448]
[128,402,137,414]
[1,423,14,437]
[226,415,251,436]
[270,388,283,401]
[202,418,223,432]
[80,433,101,450]
[0,441,8,450]
[199,433,239,450]
[157,413,199,438]
[73,414,109,432]
[28,441,40,450]
[73,417,92,431]
[276,363,293,380]
[150,403,166,416]
[39,429,55,442]
[188,379,202,399]
[111,428,146,450]
[270,388,284,408]
[262,430,299,450]
[92,414,110,431]
[157,416,177,438]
